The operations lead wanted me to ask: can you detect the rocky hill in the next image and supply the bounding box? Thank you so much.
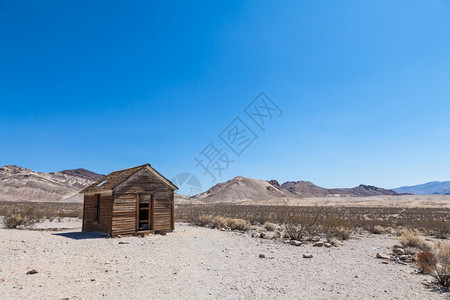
[194,176,286,203]
[194,177,402,203]
[0,165,104,203]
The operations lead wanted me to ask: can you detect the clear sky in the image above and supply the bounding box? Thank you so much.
[1,1,450,193]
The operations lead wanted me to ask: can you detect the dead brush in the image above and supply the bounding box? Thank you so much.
[416,251,437,274]
[211,216,229,229]
[228,218,250,231]
[321,213,352,242]
[399,229,431,251]
[372,225,385,234]
[429,220,450,239]
[282,213,312,241]
[284,222,306,241]
[434,241,450,287]
[197,214,213,227]
[2,207,40,229]
[264,221,276,232]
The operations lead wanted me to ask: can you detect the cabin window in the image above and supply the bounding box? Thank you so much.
[94,194,100,222]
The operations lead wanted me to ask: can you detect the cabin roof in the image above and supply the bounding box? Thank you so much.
[80,164,178,194]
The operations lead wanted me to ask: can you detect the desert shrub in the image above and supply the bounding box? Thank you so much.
[434,241,450,287]
[360,221,389,234]
[399,229,431,251]
[282,211,318,241]
[430,220,450,239]
[211,216,229,229]
[264,221,276,232]
[229,219,250,231]
[284,223,306,241]
[334,227,352,240]
[197,214,213,227]
[372,225,384,234]
[416,251,437,274]
[249,212,270,225]
[2,207,39,229]
[321,214,352,242]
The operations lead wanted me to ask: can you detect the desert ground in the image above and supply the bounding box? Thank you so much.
[243,195,450,208]
[0,220,447,300]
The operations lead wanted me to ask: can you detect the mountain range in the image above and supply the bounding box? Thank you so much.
[0,165,448,203]
[0,165,103,202]
[194,176,401,203]
[392,181,450,195]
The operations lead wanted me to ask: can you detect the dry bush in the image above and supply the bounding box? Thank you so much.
[430,220,450,239]
[399,229,431,251]
[249,212,270,225]
[434,241,450,287]
[229,219,250,231]
[2,207,39,229]
[321,214,352,242]
[334,227,352,240]
[197,214,213,227]
[372,225,384,234]
[264,221,276,231]
[282,212,317,241]
[211,216,229,229]
[194,214,249,231]
[416,251,437,274]
[284,223,306,241]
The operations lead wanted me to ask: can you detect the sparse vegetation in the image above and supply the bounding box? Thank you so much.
[264,221,276,231]
[0,202,83,229]
[434,241,450,287]
[399,229,431,251]
[372,225,384,234]
[194,214,250,231]
[416,251,437,274]
[2,207,38,229]
[229,218,251,231]
[176,203,449,246]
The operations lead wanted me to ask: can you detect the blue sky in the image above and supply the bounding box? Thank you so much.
[1,1,450,193]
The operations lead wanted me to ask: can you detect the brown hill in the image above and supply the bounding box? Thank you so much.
[194,176,286,203]
[59,168,104,182]
[0,165,104,203]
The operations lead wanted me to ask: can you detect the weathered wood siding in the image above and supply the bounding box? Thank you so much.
[111,193,137,236]
[82,193,113,234]
[113,168,174,234]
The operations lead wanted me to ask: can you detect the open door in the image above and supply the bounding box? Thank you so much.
[137,193,153,231]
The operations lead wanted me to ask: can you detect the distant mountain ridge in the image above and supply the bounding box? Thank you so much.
[393,181,450,195]
[0,165,104,202]
[268,179,399,198]
[194,176,401,203]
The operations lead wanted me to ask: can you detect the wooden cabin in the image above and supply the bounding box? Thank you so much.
[80,164,178,237]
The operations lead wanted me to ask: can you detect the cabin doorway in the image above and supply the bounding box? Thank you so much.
[137,193,153,231]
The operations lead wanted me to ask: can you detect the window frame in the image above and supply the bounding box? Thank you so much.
[94,194,100,222]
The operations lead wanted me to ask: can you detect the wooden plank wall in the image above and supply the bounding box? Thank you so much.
[114,168,174,234]
[82,193,113,234]
[112,193,137,236]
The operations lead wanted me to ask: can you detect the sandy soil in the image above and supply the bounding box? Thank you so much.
[0,221,447,300]
[255,195,450,208]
